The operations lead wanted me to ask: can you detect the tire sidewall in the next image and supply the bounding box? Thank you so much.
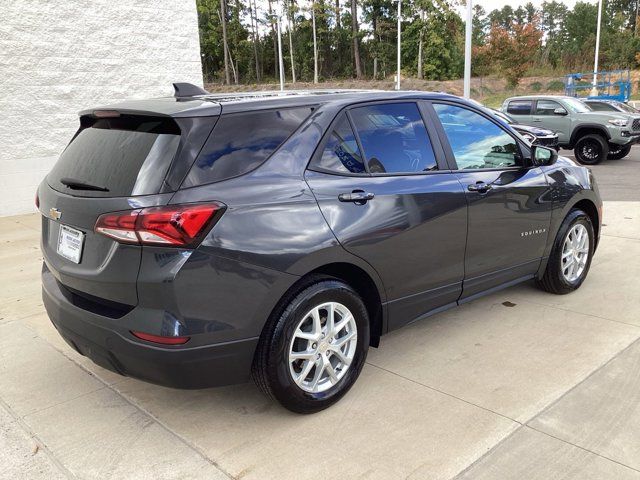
[608,144,631,160]
[268,281,369,412]
[551,211,595,291]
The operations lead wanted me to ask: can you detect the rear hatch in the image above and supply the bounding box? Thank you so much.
[39,111,216,309]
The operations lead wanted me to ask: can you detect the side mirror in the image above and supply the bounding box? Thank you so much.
[531,145,558,166]
[554,107,568,116]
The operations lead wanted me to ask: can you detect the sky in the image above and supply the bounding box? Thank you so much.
[457,0,592,15]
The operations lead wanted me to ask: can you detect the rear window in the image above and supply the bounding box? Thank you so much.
[506,100,532,115]
[182,107,312,187]
[48,116,181,197]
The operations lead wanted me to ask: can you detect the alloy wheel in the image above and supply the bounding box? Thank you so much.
[288,302,358,393]
[580,141,601,161]
[561,223,589,283]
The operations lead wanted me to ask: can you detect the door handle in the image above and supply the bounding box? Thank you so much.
[338,190,375,204]
[467,182,492,193]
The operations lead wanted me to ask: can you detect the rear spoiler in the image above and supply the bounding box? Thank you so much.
[173,82,209,98]
[78,83,220,118]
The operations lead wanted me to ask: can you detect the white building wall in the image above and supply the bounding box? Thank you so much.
[1,0,203,216]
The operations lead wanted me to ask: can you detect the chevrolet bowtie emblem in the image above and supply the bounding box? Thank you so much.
[49,208,62,220]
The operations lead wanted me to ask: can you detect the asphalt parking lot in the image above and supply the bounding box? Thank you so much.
[1,145,639,480]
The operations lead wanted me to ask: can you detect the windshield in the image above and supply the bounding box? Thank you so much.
[563,98,592,113]
[617,102,639,113]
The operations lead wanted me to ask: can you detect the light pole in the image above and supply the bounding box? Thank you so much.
[276,15,285,91]
[463,0,472,98]
[396,0,401,90]
[591,0,603,96]
[312,0,318,84]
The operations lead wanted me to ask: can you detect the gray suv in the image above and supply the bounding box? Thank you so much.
[502,95,640,163]
[39,85,602,413]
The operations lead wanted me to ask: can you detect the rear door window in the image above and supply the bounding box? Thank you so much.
[506,100,533,115]
[349,103,438,174]
[311,115,366,174]
[48,116,181,197]
[183,107,312,187]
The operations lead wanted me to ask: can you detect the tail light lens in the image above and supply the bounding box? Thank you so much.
[95,202,225,247]
[131,331,190,345]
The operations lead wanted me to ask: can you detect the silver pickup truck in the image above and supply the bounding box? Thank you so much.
[501,95,640,164]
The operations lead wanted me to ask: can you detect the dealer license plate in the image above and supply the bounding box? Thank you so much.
[57,225,84,264]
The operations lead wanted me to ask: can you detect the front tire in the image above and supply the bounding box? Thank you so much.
[252,277,369,413]
[574,134,608,165]
[537,209,594,294]
[608,144,631,160]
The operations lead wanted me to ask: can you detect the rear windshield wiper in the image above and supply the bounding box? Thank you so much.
[60,177,109,192]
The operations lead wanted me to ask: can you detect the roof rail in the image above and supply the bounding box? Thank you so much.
[173,82,209,98]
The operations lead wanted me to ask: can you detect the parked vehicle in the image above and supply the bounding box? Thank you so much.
[501,95,640,164]
[490,108,559,150]
[582,100,640,159]
[583,99,640,114]
[39,86,602,413]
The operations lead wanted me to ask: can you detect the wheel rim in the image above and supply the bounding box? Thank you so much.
[288,302,358,393]
[580,141,600,161]
[561,224,589,283]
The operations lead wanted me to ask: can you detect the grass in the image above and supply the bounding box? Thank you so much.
[479,92,512,108]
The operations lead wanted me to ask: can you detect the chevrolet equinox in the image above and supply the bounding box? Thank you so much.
[38,85,602,413]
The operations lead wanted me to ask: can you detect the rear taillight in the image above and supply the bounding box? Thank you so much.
[95,202,225,247]
[35,190,39,209]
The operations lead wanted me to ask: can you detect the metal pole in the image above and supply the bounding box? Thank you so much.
[592,0,603,94]
[312,1,318,84]
[277,17,285,91]
[396,0,401,90]
[463,0,472,98]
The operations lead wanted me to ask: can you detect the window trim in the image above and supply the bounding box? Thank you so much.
[307,99,449,177]
[426,100,532,173]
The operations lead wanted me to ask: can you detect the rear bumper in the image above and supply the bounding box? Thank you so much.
[42,267,258,389]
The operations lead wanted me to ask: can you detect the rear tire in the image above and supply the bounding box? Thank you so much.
[536,209,594,295]
[574,134,608,165]
[608,144,631,160]
[252,277,369,414]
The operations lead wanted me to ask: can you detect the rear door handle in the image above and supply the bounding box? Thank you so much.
[467,182,492,193]
[338,191,375,204]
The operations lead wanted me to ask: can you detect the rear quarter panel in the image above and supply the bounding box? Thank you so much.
[166,107,387,339]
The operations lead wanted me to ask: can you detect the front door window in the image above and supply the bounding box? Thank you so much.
[433,104,521,170]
